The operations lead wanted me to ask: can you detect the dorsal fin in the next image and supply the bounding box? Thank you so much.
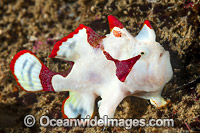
[49,24,105,61]
[136,20,156,42]
[108,15,124,31]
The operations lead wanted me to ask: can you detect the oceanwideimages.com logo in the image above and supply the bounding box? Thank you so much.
[24,115,174,129]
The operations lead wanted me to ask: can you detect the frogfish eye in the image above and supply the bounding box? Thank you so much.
[140,52,145,55]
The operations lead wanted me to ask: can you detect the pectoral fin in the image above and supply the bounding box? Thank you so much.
[62,91,96,118]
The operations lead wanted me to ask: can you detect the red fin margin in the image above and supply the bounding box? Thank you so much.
[143,20,153,29]
[49,24,105,58]
[10,50,40,92]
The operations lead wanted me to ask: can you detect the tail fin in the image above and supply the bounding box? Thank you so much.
[10,50,69,92]
[62,91,96,118]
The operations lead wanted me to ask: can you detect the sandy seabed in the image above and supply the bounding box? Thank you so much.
[0,0,200,132]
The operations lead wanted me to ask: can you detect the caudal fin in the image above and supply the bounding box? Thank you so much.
[10,50,69,92]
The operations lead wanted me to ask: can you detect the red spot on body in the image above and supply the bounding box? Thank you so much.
[39,65,57,91]
[108,15,124,31]
[103,51,141,82]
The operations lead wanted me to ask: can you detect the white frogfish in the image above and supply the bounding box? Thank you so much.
[10,15,173,119]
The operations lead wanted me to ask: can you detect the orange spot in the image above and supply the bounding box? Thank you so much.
[113,30,122,37]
